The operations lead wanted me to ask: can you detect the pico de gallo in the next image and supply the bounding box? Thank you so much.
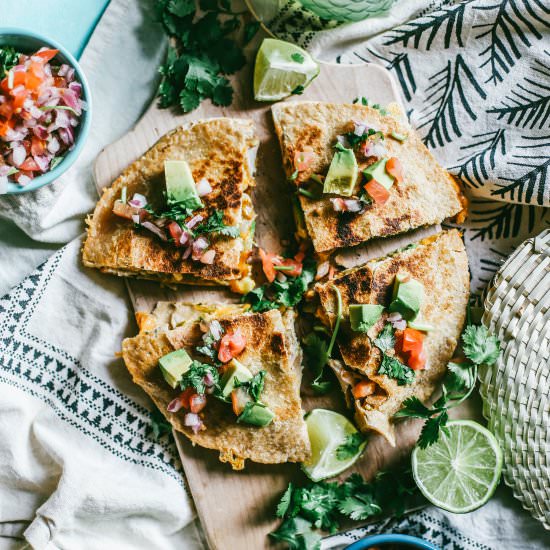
[0,46,86,188]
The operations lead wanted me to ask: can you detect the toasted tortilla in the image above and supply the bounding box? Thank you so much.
[271,102,467,254]
[83,118,258,291]
[122,305,310,469]
[316,229,469,445]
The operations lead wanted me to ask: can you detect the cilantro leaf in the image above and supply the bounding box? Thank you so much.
[394,396,433,419]
[167,0,195,17]
[242,285,279,312]
[418,410,449,449]
[0,46,19,79]
[193,210,240,237]
[212,79,233,106]
[270,517,321,550]
[276,483,294,518]
[462,325,500,366]
[338,493,381,521]
[292,85,305,95]
[335,433,365,461]
[150,407,173,440]
[378,354,415,385]
[444,361,475,396]
[235,370,266,401]
[291,52,305,63]
[179,88,201,112]
[374,323,395,352]
[179,361,220,394]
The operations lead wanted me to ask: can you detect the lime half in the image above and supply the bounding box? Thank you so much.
[302,409,366,482]
[253,38,319,102]
[412,420,503,513]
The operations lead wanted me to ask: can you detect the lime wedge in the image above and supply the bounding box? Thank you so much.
[302,409,366,482]
[253,38,319,102]
[412,420,503,513]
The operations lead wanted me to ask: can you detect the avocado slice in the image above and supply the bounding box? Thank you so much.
[389,275,424,321]
[323,145,358,196]
[159,349,193,388]
[220,359,253,398]
[349,304,385,332]
[164,160,202,210]
[407,318,434,332]
[363,158,394,190]
[237,402,275,427]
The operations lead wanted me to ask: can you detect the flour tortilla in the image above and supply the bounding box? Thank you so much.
[271,102,467,254]
[122,305,310,469]
[316,230,469,445]
[83,118,258,291]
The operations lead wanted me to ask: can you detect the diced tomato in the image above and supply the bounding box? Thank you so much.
[352,380,376,399]
[189,393,207,413]
[293,241,308,263]
[31,137,46,157]
[294,149,315,172]
[178,387,195,410]
[402,328,425,354]
[34,48,59,63]
[14,170,34,183]
[0,118,14,137]
[218,328,246,363]
[11,70,26,89]
[25,62,45,90]
[54,76,66,88]
[259,247,278,283]
[364,179,390,205]
[386,157,404,184]
[167,221,183,245]
[279,257,303,277]
[401,328,426,370]
[12,89,29,112]
[19,157,40,172]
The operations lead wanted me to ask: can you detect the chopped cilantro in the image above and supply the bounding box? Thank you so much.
[291,85,305,95]
[193,210,240,237]
[343,127,384,149]
[462,325,500,366]
[378,354,415,385]
[235,370,266,401]
[373,323,395,352]
[291,52,305,64]
[179,360,220,394]
[335,433,365,461]
[0,46,19,79]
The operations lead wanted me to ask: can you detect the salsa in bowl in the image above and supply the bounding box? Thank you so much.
[0,28,91,194]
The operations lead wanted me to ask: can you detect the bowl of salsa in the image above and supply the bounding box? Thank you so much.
[0,28,92,194]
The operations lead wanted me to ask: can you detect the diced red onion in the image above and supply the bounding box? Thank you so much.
[203,372,215,387]
[141,221,168,241]
[47,136,60,154]
[0,165,12,177]
[196,178,212,197]
[209,321,223,341]
[66,67,75,82]
[33,155,50,172]
[343,199,364,213]
[315,261,330,280]
[353,121,367,136]
[4,127,27,142]
[192,236,209,260]
[184,412,202,433]
[387,312,402,322]
[336,135,350,148]
[0,176,7,194]
[58,127,74,146]
[186,214,203,230]
[393,319,407,331]
[61,89,80,113]
[58,64,70,77]
[55,108,70,128]
[276,271,287,283]
[167,396,184,413]
[131,214,140,225]
[182,245,192,260]
[330,197,345,212]
[11,145,26,167]
[200,249,216,264]
[68,81,82,97]
[128,193,147,208]
[17,174,32,186]
[179,231,191,246]
[33,126,49,140]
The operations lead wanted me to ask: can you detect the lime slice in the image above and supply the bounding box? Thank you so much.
[412,420,503,513]
[302,409,366,482]
[253,38,319,102]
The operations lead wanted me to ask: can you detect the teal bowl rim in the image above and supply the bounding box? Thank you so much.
[0,27,92,195]
[345,533,441,550]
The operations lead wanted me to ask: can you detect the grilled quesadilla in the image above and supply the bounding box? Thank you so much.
[83,118,258,293]
[315,229,469,446]
[122,302,310,469]
[271,101,467,254]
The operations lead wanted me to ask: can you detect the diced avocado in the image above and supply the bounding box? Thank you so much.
[407,318,434,332]
[323,145,358,196]
[349,304,385,332]
[159,349,193,388]
[237,402,275,427]
[221,359,253,398]
[389,275,424,321]
[363,158,394,190]
[164,160,202,209]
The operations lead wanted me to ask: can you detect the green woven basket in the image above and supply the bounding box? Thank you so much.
[479,228,550,530]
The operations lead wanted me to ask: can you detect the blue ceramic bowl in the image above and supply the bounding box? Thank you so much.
[346,533,440,550]
[0,27,92,194]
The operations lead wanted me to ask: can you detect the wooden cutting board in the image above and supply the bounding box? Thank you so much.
[93,31,442,550]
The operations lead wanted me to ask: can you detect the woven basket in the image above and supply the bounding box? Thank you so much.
[479,228,550,530]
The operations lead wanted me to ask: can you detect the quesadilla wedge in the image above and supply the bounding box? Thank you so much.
[83,118,258,293]
[271,101,467,254]
[122,303,310,469]
[315,229,469,446]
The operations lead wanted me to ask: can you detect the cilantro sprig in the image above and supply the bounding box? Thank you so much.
[396,321,501,449]
[271,469,417,550]
[155,0,258,113]
[243,259,316,312]
[179,360,220,395]
[373,323,415,386]
[235,370,266,401]
[192,209,240,238]
[0,46,19,79]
